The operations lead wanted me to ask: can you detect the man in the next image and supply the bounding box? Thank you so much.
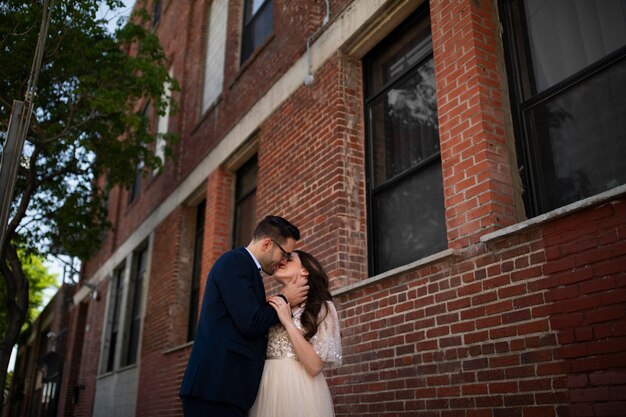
[179,215,308,417]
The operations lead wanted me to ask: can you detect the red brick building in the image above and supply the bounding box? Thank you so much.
[14,0,626,416]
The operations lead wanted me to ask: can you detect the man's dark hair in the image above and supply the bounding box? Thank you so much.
[252,215,300,242]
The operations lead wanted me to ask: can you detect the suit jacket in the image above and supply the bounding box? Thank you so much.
[179,247,279,409]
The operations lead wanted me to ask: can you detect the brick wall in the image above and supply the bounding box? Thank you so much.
[68,1,626,417]
[134,207,191,417]
[431,0,519,250]
[331,198,626,416]
[545,200,626,417]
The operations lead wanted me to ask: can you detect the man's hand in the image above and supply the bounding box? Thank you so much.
[282,273,308,306]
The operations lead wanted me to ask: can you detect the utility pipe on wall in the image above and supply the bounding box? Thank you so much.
[304,0,331,85]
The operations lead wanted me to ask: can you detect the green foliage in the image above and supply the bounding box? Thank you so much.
[0,0,178,259]
[0,0,178,395]
[0,251,58,342]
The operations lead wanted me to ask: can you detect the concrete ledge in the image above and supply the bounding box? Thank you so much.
[481,184,626,244]
[332,248,460,297]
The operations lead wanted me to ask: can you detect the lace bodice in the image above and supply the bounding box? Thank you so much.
[266,301,342,366]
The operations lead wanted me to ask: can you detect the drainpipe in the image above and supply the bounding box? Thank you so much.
[304,0,330,86]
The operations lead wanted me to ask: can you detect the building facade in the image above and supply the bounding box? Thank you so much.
[6,284,81,417]
[12,0,626,416]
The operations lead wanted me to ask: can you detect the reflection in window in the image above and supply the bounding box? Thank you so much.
[371,59,439,187]
[524,0,626,92]
[502,0,626,215]
[154,67,173,175]
[364,7,447,274]
[203,0,228,111]
[241,0,273,63]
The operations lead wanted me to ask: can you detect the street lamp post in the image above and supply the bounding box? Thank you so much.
[0,100,32,251]
[0,0,54,251]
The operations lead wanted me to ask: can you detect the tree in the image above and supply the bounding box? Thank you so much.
[0,251,59,341]
[1,251,57,404]
[0,0,177,400]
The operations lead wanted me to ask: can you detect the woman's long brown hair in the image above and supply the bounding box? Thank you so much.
[295,250,333,340]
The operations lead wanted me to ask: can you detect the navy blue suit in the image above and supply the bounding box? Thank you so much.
[179,247,279,414]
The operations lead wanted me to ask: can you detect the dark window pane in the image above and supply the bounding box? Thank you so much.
[105,268,124,373]
[373,161,447,272]
[367,13,432,95]
[152,0,162,27]
[526,58,626,211]
[187,201,205,341]
[370,58,439,187]
[236,158,259,200]
[234,193,256,247]
[241,0,273,63]
[233,157,258,248]
[524,0,626,93]
[124,248,147,366]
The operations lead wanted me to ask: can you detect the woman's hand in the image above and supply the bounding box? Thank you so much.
[269,295,326,377]
[268,295,293,326]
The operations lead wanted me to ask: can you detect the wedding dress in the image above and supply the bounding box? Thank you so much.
[249,301,342,417]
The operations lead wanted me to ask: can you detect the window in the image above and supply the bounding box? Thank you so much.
[154,68,173,175]
[187,200,206,341]
[101,265,124,374]
[241,0,273,63]
[363,7,447,275]
[501,0,626,216]
[203,0,228,112]
[129,104,151,203]
[99,247,149,373]
[122,247,148,367]
[152,0,162,27]
[128,160,144,204]
[232,156,258,248]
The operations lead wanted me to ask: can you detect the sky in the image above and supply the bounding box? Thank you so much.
[97,0,137,32]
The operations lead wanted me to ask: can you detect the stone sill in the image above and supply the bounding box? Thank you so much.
[481,184,626,244]
[332,248,461,297]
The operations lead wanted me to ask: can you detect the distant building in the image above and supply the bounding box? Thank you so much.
[6,284,78,417]
[9,0,626,416]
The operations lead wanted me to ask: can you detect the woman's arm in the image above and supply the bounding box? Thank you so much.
[268,296,325,377]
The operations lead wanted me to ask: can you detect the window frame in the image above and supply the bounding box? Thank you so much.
[240,0,273,64]
[121,246,148,367]
[187,200,206,342]
[363,5,447,276]
[202,0,228,112]
[129,102,152,204]
[499,0,626,217]
[152,0,163,27]
[100,264,125,375]
[232,155,258,248]
[154,67,172,176]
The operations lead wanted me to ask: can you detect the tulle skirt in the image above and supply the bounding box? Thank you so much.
[249,358,335,417]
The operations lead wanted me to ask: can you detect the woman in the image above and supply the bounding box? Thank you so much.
[249,250,342,417]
